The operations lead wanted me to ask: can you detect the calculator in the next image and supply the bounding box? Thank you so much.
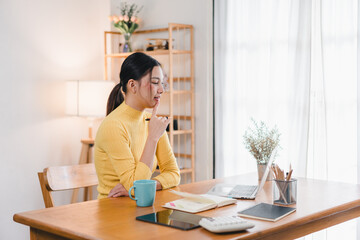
[199,216,255,233]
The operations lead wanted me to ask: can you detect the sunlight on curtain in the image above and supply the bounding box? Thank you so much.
[307,0,357,183]
[304,0,357,239]
[215,0,311,178]
[214,0,358,239]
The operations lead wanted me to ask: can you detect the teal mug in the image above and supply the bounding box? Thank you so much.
[128,180,157,207]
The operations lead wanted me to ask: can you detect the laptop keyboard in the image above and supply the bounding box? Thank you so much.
[229,185,257,198]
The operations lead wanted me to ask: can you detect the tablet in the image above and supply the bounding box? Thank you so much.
[136,209,205,230]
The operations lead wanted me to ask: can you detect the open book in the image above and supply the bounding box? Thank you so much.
[162,190,237,213]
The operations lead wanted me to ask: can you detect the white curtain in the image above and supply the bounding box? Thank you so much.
[214,0,358,239]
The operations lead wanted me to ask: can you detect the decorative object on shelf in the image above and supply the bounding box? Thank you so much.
[146,38,173,51]
[108,2,143,52]
[166,119,178,132]
[123,32,132,52]
[243,119,281,181]
[146,43,154,51]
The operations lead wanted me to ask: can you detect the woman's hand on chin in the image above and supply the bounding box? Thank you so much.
[148,102,171,142]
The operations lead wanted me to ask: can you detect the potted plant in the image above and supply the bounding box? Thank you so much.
[108,2,143,52]
[243,119,280,181]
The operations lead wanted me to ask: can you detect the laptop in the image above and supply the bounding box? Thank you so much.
[207,151,276,200]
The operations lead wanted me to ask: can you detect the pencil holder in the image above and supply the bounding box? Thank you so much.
[273,178,297,205]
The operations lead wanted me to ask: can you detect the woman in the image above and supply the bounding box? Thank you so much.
[94,52,180,199]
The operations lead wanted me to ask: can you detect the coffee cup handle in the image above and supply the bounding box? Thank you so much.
[129,186,136,201]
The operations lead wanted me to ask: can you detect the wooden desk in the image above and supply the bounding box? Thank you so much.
[14,174,360,240]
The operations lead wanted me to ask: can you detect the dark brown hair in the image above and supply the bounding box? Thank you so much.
[106,52,160,115]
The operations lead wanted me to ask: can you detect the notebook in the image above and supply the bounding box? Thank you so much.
[237,203,296,222]
[162,190,237,213]
[207,151,276,200]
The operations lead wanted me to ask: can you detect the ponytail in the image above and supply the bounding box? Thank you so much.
[106,83,124,116]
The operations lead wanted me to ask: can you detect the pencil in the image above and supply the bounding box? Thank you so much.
[145,116,168,121]
[286,169,293,181]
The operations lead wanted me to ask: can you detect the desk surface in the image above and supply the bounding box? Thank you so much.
[14,174,360,240]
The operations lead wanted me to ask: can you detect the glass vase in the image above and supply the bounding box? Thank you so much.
[257,163,273,181]
[123,33,132,53]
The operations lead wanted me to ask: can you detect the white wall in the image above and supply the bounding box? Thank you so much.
[0,0,212,239]
[111,0,214,182]
[0,0,110,239]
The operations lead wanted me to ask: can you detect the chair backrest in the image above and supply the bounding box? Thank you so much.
[38,163,98,208]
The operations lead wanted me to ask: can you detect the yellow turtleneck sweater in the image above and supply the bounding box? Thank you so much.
[94,102,181,199]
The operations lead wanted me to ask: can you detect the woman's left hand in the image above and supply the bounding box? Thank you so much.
[108,183,129,198]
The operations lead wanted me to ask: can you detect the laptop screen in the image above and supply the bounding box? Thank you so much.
[207,149,277,198]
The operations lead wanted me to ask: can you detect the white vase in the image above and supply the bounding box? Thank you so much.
[257,164,273,181]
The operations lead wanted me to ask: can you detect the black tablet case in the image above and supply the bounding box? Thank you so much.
[238,203,296,222]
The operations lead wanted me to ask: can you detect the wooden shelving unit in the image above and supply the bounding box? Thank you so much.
[104,23,195,183]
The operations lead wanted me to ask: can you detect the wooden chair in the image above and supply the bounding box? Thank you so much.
[38,163,98,208]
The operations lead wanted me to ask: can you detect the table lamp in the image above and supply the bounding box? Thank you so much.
[66,80,115,139]
[66,80,114,202]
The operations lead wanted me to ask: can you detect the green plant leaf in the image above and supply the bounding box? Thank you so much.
[121,21,129,32]
[114,26,126,34]
[129,23,138,33]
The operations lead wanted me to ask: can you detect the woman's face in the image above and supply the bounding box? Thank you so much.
[137,66,165,108]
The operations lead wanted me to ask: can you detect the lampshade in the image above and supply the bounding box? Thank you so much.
[66,80,115,117]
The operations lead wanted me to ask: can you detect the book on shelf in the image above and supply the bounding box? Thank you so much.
[162,190,237,213]
[237,203,296,222]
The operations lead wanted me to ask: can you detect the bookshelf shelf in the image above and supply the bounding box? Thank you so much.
[104,23,195,183]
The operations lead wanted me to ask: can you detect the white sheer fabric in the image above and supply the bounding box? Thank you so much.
[215,0,312,177]
[214,0,358,239]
